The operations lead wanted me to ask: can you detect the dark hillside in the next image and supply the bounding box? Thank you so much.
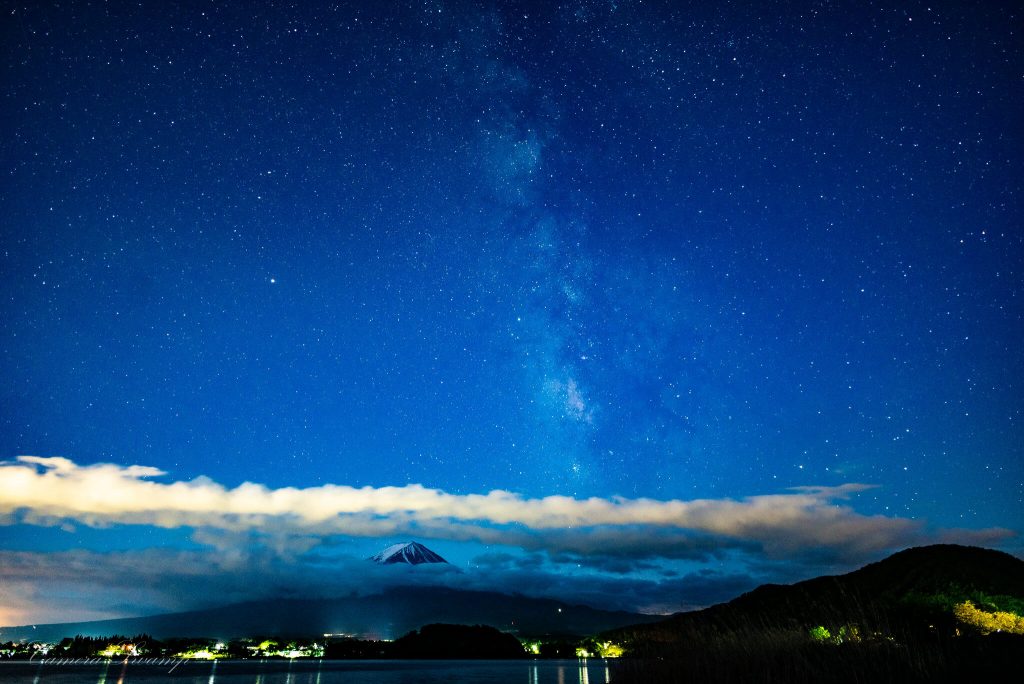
[609,545,1024,683]
[618,544,1024,641]
[0,585,660,643]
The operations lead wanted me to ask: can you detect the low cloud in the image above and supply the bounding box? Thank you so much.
[0,546,753,626]
[0,456,1013,562]
[0,457,1016,626]
[0,547,458,626]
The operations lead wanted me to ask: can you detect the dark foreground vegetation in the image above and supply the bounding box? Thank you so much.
[609,545,1024,683]
[611,624,1022,683]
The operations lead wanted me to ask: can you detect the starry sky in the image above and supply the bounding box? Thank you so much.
[1,0,1022,626]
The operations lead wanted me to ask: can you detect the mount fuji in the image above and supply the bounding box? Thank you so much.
[370,541,448,565]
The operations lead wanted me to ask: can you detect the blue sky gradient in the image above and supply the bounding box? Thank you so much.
[1,0,1021,626]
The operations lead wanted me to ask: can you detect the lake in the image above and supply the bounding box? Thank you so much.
[0,659,616,683]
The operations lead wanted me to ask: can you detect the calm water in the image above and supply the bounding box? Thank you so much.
[0,659,616,684]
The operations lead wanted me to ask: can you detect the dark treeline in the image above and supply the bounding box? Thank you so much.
[1,635,306,660]
[2,635,154,660]
[328,624,526,659]
[2,625,586,660]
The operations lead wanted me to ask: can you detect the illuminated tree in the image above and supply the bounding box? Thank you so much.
[808,626,831,643]
[953,600,1024,635]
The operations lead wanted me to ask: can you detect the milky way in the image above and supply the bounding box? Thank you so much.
[1,0,1021,624]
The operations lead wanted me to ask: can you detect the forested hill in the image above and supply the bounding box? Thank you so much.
[614,544,1024,643]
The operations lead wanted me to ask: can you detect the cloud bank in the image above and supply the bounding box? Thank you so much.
[1,456,1011,561]
[0,545,753,627]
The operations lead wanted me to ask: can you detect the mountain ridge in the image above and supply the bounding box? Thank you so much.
[611,544,1024,644]
[0,585,660,642]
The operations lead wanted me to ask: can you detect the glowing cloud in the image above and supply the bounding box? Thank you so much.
[0,456,1011,559]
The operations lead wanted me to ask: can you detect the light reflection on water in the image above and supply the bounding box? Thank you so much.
[0,659,614,684]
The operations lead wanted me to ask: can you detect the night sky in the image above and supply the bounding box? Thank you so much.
[1,0,1022,626]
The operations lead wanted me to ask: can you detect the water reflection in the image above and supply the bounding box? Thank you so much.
[8,658,613,684]
[94,660,109,684]
[578,658,612,684]
[556,659,611,684]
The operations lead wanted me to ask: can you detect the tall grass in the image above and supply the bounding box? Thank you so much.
[609,600,1022,682]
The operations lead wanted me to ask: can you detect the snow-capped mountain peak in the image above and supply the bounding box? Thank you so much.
[370,541,448,565]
